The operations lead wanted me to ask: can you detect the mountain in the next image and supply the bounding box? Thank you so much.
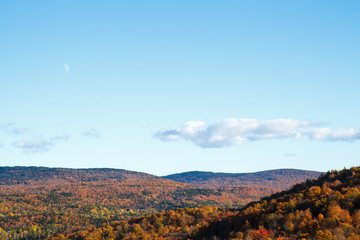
[164,169,323,189]
[64,167,360,240]
[0,166,243,239]
[0,166,154,185]
[195,167,360,239]
[0,166,327,239]
[164,169,323,204]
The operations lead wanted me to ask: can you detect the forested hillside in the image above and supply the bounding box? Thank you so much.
[165,169,323,204]
[164,169,323,189]
[0,167,243,239]
[0,166,340,239]
[196,166,360,239]
[0,167,154,184]
[56,166,360,240]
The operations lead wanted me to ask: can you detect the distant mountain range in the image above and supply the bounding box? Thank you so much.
[0,166,242,211]
[92,167,360,240]
[0,166,247,238]
[163,169,323,203]
[0,166,324,239]
[164,169,323,190]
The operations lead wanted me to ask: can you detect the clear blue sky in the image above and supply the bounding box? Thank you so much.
[1,1,360,175]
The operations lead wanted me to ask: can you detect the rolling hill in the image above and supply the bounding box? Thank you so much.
[0,166,243,239]
[194,166,360,239]
[62,166,360,239]
[0,166,325,239]
[164,169,323,204]
[164,169,323,189]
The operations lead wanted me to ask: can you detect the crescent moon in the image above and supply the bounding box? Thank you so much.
[63,64,70,72]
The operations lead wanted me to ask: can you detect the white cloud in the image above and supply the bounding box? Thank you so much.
[0,123,28,135]
[12,134,69,153]
[11,127,28,135]
[155,121,206,142]
[0,122,70,153]
[51,134,70,142]
[63,64,70,72]
[303,128,360,141]
[154,118,360,148]
[82,128,101,139]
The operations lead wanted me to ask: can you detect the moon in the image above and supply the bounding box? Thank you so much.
[63,64,70,72]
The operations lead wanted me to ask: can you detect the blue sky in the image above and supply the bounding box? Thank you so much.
[1,1,360,175]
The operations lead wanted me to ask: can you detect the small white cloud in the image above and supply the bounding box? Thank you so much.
[0,122,15,129]
[51,134,70,142]
[12,134,69,154]
[13,139,50,153]
[63,64,70,72]
[11,127,28,135]
[154,118,360,148]
[82,128,100,139]
[0,123,28,135]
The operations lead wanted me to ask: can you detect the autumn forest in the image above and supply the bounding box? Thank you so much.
[0,166,359,239]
